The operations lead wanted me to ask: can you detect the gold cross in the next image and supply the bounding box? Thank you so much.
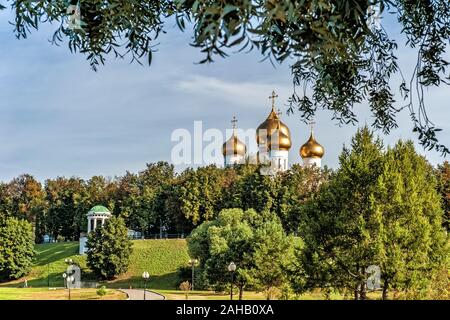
[231,115,238,129]
[268,90,278,109]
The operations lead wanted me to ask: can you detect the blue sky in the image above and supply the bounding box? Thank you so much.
[0,10,448,182]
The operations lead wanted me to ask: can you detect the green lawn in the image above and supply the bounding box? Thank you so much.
[0,288,127,300]
[0,239,189,290]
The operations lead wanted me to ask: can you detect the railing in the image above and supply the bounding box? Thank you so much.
[128,233,187,240]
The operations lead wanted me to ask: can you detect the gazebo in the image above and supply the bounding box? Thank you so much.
[87,205,111,232]
[79,205,111,255]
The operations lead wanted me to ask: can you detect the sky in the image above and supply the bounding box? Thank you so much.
[0,9,448,182]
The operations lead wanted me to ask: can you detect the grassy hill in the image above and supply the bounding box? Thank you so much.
[0,239,190,290]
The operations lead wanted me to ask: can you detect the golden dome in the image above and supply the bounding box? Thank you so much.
[222,132,246,156]
[300,132,324,159]
[256,91,291,150]
[267,122,292,151]
[223,116,246,157]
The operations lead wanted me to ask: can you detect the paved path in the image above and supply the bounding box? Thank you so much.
[120,289,165,300]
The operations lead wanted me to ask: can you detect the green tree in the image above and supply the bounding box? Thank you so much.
[45,177,89,240]
[436,161,450,231]
[187,208,293,299]
[4,1,449,152]
[0,217,35,281]
[179,165,227,225]
[293,127,386,299]
[0,174,46,241]
[293,127,449,300]
[86,216,132,280]
[374,141,448,299]
[277,164,332,233]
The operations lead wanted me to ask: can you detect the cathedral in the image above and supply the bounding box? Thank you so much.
[222,91,324,172]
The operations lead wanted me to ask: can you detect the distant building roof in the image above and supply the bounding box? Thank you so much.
[87,205,111,215]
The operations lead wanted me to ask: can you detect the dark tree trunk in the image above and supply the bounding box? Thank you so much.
[382,279,389,300]
[360,282,367,300]
[238,285,244,300]
[354,284,359,300]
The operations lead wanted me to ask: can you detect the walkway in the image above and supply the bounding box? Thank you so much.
[120,289,165,300]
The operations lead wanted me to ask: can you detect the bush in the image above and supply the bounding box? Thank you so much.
[87,216,132,280]
[0,217,35,281]
[179,281,191,300]
[96,286,107,297]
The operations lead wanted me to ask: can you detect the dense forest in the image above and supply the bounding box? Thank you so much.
[0,129,448,245]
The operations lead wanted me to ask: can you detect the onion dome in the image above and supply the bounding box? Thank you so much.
[267,120,292,151]
[300,126,324,159]
[222,116,247,156]
[256,91,291,149]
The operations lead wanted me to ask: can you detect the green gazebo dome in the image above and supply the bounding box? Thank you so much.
[88,205,111,215]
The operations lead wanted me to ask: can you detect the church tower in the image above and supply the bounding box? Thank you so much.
[256,91,291,172]
[222,116,247,167]
[300,122,324,167]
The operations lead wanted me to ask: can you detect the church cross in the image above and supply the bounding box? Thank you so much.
[309,121,316,134]
[231,115,238,129]
[268,90,278,109]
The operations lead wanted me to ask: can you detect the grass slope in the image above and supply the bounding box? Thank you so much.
[0,239,189,290]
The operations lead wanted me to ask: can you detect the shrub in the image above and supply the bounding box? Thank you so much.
[0,217,35,281]
[87,216,132,280]
[96,286,107,297]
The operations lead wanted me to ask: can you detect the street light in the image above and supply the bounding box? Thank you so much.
[62,272,74,300]
[228,262,236,301]
[188,258,198,291]
[142,271,150,300]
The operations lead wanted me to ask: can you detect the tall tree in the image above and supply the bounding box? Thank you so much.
[294,127,386,299]
[436,161,450,231]
[0,217,35,281]
[0,175,46,241]
[293,128,449,299]
[374,141,448,299]
[86,216,132,280]
[45,177,89,240]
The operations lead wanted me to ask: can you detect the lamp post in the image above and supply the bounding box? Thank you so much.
[228,262,236,301]
[63,259,74,300]
[62,272,74,300]
[142,271,150,300]
[188,259,198,291]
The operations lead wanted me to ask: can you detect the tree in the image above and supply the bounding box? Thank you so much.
[44,177,89,240]
[187,208,294,299]
[0,217,35,281]
[374,141,448,299]
[0,174,46,241]
[277,164,332,233]
[293,127,449,299]
[87,216,132,280]
[293,127,386,299]
[178,165,228,225]
[4,1,448,152]
[436,161,450,231]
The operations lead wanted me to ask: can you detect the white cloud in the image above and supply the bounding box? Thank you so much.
[177,75,291,109]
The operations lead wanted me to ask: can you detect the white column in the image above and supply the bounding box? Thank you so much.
[87,218,91,233]
[93,218,97,230]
